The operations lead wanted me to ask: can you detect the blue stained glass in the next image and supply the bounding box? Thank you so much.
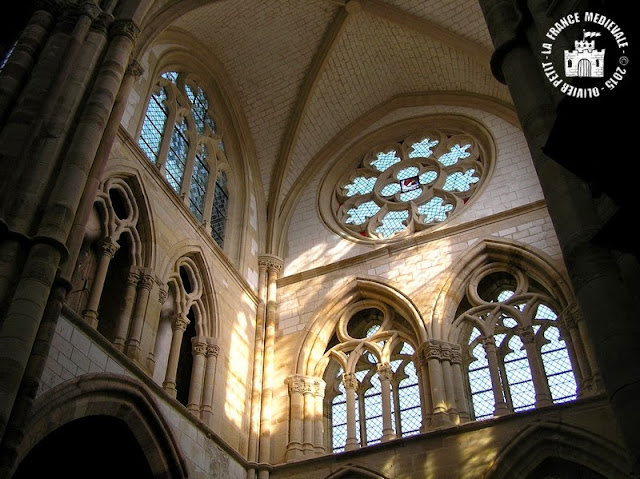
[397,167,419,180]
[344,176,376,196]
[419,171,437,184]
[346,201,381,225]
[371,150,401,171]
[375,210,409,237]
[138,88,168,163]
[417,197,453,222]
[438,143,471,166]
[381,183,401,197]
[443,169,479,192]
[409,137,439,158]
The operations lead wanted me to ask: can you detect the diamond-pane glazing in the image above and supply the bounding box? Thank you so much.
[409,138,438,158]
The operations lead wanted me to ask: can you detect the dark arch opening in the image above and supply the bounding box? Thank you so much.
[14,415,153,479]
[98,234,132,342]
[176,306,197,406]
[526,457,606,479]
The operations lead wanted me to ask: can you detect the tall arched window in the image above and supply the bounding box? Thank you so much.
[323,306,421,453]
[138,71,230,247]
[456,267,578,420]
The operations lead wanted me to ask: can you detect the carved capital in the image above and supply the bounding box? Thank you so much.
[377,363,393,381]
[127,60,144,79]
[109,19,140,42]
[312,379,326,397]
[450,349,463,365]
[342,372,358,391]
[91,12,113,34]
[100,237,119,258]
[287,376,306,395]
[138,273,155,291]
[173,314,189,331]
[517,326,535,344]
[127,270,141,286]
[192,339,207,356]
[424,341,443,360]
[207,344,220,357]
[158,287,168,305]
[258,254,283,273]
[481,337,496,353]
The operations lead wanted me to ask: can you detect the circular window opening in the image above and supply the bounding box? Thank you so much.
[319,116,494,243]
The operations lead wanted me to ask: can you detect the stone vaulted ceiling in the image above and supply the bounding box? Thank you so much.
[142,0,513,247]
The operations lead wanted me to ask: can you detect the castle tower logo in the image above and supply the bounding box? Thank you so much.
[564,30,605,78]
[540,12,629,98]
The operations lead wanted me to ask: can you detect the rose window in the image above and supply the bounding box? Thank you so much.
[333,129,485,240]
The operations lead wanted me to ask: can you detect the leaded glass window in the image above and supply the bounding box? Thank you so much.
[334,129,485,241]
[458,269,577,421]
[324,307,421,453]
[138,71,230,246]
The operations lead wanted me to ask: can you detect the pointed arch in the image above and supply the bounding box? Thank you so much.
[325,463,390,479]
[296,277,427,377]
[485,421,634,479]
[160,243,218,339]
[98,166,157,269]
[432,237,574,342]
[15,374,187,479]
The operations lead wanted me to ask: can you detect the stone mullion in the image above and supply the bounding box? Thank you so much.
[285,375,305,461]
[201,157,218,234]
[343,372,359,451]
[162,314,189,398]
[125,270,154,361]
[82,237,119,328]
[112,267,140,351]
[377,363,396,442]
[155,83,179,174]
[518,326,552,407]
[187,338,208,415]
[201,342,219,426]
[482,337,509,416]
[179,130,198,207]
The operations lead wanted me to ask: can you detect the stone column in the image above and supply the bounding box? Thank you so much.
[258,254,282,477]
[187,337,208,415]
[518,326,552,407]
[82,237,119,328]
[343,372,359,451]
[561,304,599,396]
[450,346,470,423]
[112,267,140,351]
[377,364,396,441]
[414,350,432,432]
[0,9,54,125]
[312,378,326,455]
[125,270,154,361]
[422,341,451,427]
[201,342,219,426]
[162,314,190,398]
[247,259,268,476]
[302,378,315,455]
[285,375,305,462]
[482,337,509,416]
[479,0,640,469]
